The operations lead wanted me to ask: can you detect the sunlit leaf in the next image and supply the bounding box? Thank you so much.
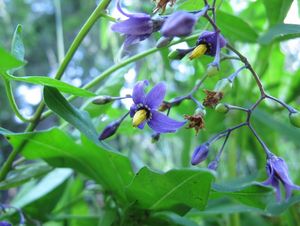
[11,24,25,62]
[259,24,300,44]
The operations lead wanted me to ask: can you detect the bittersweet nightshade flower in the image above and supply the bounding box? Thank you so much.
[111,0,163,47]
[130,80,185,133]
[161,8,207,38]
[191,143,209,165]
[262,154,300,201]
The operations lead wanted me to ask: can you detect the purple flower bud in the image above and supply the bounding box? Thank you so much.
[207,160,218,170]
[196,31,227,56]
[191,143,209,165]
[99,120,122,140]
[262,154,300,201]
[0,222,12,226]
[161,11,198,38]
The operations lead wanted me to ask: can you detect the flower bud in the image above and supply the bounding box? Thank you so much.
[99,120,121,140]
[214,78,232,95]
[207,63,219,77]
[156,37,173,48]
[215,103,228,113]
[191,143,209,165]
[289,112,300,128]
[207,160,218,170]
[92,96,113,105]
[0,222,12,226]
[194,107,206,117]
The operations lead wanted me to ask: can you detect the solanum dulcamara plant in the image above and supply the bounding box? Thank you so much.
[1,0,300,225]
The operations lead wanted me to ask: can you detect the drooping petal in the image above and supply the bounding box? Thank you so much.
[148,110,185,133]
[132,80,149,105]
[111,17,153,36]
[123,34,152,47]
[145,82,166,109]
[116,0,149,18]
[130,105,137,117]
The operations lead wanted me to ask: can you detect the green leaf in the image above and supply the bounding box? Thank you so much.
[0,162,52,190]
[262,0,293,26]
[175,0,203,11]
[11,24,25,62]
[126,167,215,212]
[266,195,300,215]
[258,24,300,44]
[43,87,98,142]
[211,182,273,209]
[217,11,259,43]
[5,128,134,203]
[5,73,96,97]
[0,47,25,72]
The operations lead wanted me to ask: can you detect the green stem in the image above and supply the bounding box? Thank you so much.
[54,0,65,63]
[2,76,33,122]
[0,0,112,182]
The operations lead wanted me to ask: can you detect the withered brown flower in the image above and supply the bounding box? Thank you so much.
[184,114,205,135]
[203,90,223,108]
[153,0,176,13]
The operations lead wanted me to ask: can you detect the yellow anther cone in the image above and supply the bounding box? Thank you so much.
[132,109,148,127]
[189,44,207,60]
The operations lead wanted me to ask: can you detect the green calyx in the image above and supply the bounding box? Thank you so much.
[215,103,228,113]
[289,112,300,128]
[214,78,232,95]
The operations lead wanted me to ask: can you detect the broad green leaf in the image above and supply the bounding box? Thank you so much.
[5,73,96,97]
[217,10,259,43]
[11,24,25,62]
[211,182,273,209]
[0,162,52,190]
[175,0,203,11]
[0,47,25,72]
[5,128,134,203]
[262,0,293,26]
[44,87,98,142]
[266,195,300,215]
[126,167,215,212]
[259,24,300,44]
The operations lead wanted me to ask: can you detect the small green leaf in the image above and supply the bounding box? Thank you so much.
[211,182,273,209]
[258,24,300,44]
[0,47,25,72]
[5,128,134,203]
[175,0,203,11]
[126,167,215,212]
[6,74,95,97]
[262,0,293,26]
[0,162,52,190]
[44,87,98,142]
[217,11,259,43]
[11,24,25,62]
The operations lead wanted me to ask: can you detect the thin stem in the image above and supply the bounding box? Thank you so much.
[54,0,65,63]
[225,104,249,113]
[266,94,297,113]
[215,131,230,161]
[2,76,33,122]
[228,66,246,82]
[248,124,272,157]
[0,0,113,182]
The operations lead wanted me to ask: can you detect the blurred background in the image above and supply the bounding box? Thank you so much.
[1,0,300,225]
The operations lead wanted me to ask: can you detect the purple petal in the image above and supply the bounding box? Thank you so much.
[116,0,149,18]
[130,105,137,117]
[137,121,146,129]
[148,110,185,133]
[145,82,166,109]
[132,80,149,105]
[111,17,153,36]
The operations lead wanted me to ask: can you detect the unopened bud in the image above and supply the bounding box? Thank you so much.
[215,103,228,113]
[214,78,232,95]
[289,112,300,128]
[191,143,209,165]
[0,222,12,226]
[99,120,121,140]
[156,37,173,48]
[92,96,113,105]
[208,160,218,170]
[194,107,206,116]
[207,63,219,77]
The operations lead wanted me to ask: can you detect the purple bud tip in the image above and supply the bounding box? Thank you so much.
[196,31,227,56]
[161,11,197,38]
[0,222,12,226]
[99,120,121,140]
[208,160,218,170]
[191,143,209,165]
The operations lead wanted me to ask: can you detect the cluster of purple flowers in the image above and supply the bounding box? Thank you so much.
[102,0,300,202]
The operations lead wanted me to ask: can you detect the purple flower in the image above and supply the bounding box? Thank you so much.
[195,31,227,56]
[130,80,185,133]
[262,154,300,201]
[0,222,12,226]
[191,143,209,165]
[111,0,163,47]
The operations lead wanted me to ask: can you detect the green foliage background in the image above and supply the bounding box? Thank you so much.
[0,0,300,225]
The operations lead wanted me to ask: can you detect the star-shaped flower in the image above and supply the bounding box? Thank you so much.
[130,80,185,133]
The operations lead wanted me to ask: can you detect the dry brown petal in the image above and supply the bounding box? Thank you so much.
[184,114,205,135]
[153,0,176,13]
[203,90,223,108]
